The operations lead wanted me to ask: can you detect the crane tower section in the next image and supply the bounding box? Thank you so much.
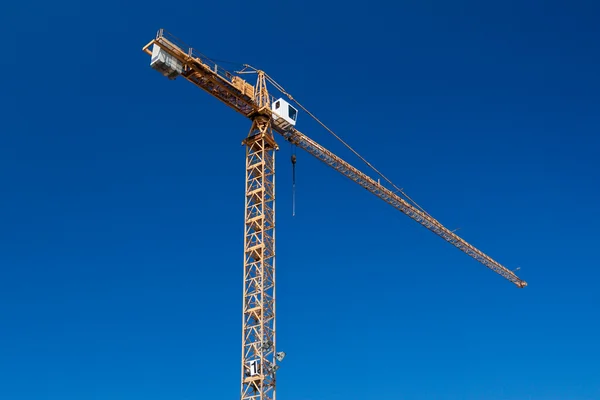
[241,112,278,400]
[240,73,279,400]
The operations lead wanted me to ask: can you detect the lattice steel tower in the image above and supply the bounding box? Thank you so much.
[240,72,279,400]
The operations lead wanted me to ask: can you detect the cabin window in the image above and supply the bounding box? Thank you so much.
[275,101,280,110]
[288,105,297,121]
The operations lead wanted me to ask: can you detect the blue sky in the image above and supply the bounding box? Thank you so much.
[1,1,599,399]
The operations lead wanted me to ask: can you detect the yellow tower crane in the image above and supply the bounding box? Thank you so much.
[142,28,527,400]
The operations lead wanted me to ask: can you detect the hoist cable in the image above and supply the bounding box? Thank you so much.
[291,145,297,217]
[263,72,432,217]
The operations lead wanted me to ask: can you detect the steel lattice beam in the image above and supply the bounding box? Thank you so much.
[274,121,526,288]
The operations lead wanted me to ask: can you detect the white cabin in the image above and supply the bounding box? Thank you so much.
[271,98,298,126]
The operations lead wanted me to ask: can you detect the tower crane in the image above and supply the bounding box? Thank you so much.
[142,29,527,400]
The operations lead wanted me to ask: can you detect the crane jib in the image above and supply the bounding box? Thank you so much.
[272,121,527,288]
[142,29,527,289]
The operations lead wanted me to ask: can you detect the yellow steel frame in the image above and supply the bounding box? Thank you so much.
[141,26,528,400]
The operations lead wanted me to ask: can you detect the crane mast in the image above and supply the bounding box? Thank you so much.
[240,72,279,400]
[142,28,527,400]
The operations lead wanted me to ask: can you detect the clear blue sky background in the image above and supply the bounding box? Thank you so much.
[1,1,599,399]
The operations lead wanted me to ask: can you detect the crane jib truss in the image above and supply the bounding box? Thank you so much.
[142,27,527,400]
[141,29,527,289]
